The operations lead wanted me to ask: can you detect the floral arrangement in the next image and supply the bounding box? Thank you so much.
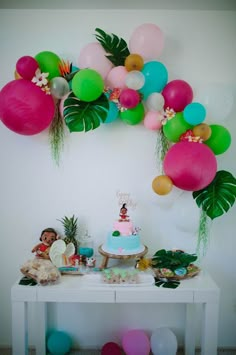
[0,23,235,255]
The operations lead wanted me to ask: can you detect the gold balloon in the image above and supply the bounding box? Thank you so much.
[193,123,212,141]
[14,70,22,80]
[125,54,144,72]
[152,175,173,195]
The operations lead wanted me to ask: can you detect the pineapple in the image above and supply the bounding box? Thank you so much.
[58,215,78,254]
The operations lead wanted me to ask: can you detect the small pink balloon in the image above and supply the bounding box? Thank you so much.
[119,88,140,109]
[78,42,114,79]
[129,23,164,61]
[144,111,163,130]
[162,80,193,112]
[16,56,39,80]
[105,66,128,90]
[0,79,55,135]
[163,141,217,191]
[122,329,150,355]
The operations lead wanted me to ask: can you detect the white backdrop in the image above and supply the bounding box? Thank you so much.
[0,8,236,349]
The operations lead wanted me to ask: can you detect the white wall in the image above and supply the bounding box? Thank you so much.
[0,8,236,349]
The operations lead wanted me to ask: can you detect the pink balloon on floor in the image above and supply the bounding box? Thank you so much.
[163,141,217,191]
[162,80,193,112]
[105,66,128,90]
[0,79,55,135]
[78,42,114,79]
[122,329,150,355]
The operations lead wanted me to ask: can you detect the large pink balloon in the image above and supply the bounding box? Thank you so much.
[16,56,39,80]
[105,66,128,90]
[162,80,193,112]
[0,80,55,135]
[163,141,217,191]
[129,23,164,61]
[122,329,150,355]
[78,42,114,79]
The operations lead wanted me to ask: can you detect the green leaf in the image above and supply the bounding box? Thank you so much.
[193,170,236,220]
[152,249,197,271]
[154,279,180,289]
[19,276,37,286]
[63,92,109,133]
[95,28,130,66]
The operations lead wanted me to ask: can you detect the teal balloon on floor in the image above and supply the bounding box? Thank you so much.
[47,330,72,354]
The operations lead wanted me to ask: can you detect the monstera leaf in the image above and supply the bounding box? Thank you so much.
[95,28,130,66]
[193,170,236,220]
[63,92,109,132]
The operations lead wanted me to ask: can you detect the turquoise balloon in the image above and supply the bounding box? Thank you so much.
[47,330,72,355]
[183,102,206,125]
[104,92,119,123]
[139,61,168,100]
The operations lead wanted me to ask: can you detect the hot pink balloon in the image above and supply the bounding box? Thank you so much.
[122,329,150,355]
[163,141,217,191]
[144,111,163,130]
[129,23,164,61]
[78,42,114,79]
[162,80,193,112]
[119,88,140,109]
[105,66,128,90]
[16,56,39,80]
[0,79,55,135]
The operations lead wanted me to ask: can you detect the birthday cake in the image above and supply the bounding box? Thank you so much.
[101,203,145,255]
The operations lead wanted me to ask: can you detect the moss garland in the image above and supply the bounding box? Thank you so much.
[49,100,65,166]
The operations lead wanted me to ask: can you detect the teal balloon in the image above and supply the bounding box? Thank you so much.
[104,92,119,123]
[139,61,168,100]
[183,102,206,125]
[69,65,79,90]
[47,330,72,355]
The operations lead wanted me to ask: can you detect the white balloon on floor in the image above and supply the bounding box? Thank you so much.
[150,327,178,355]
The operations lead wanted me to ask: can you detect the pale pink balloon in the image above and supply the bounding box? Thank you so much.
[129,23,164,61]
[78,42,114,79]
[144,111,163,130]
[105,66,128,90]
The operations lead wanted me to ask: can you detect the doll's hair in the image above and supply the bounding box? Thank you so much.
[40,228,57,241]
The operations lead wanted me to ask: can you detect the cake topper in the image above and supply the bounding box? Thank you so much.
[119,203,130,222]
[116,190,137,210]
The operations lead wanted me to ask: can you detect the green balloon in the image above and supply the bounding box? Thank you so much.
[120,103,145,125]
[35,51,61,80]
[163,112,193,142]
[72,69,104,102]
[204,124,231,155]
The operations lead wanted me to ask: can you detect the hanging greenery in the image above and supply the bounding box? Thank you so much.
[155,128,170,174]
[49,101,66,166]
[196,209,212,258]
[95,28,130,66]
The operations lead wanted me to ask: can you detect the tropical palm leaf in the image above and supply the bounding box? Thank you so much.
[193,170,236,220]
[63,92,109,132]
[95,28,130,66]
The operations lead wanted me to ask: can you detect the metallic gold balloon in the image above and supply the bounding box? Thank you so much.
[125,54,144,72]
[193,123,212,141]
[152,175,173,195]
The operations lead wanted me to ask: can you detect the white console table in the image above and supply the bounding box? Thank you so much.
[11,271,219,355]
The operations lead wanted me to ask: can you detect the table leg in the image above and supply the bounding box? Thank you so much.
[201,299,219,355]
[12,301,28,355]
[35,302,47,355]
[185,303,196,355]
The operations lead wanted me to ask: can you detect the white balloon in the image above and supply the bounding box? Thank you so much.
[170,191,200,233]
[146,92,165,112]
[195,84,234,122]
[125,70,145,90]
[154,186,183,209]
[151,327,178,355]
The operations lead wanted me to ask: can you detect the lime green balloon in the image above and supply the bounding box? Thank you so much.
[204,124,231,155]
[35,51,61,80]
[72,69,104,102]
[120,103,145,125]
[163,112,193,142]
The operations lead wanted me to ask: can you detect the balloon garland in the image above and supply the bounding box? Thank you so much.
[0,23,236,255]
